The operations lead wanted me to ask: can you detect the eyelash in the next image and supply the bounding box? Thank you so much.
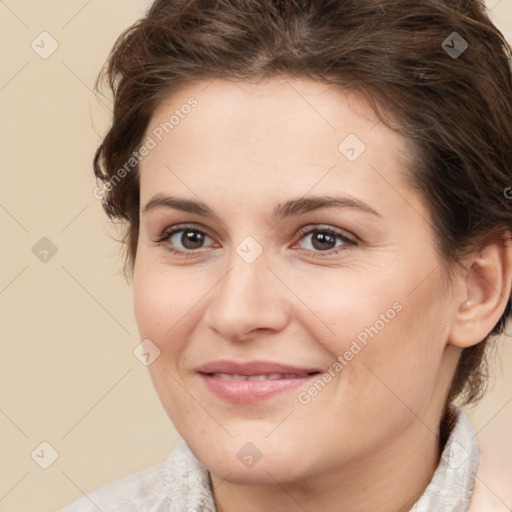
[154,224,357,258]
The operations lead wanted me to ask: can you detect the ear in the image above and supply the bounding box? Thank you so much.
[448,232,512,349]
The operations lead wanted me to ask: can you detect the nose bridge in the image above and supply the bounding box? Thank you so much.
[204,243,289,341]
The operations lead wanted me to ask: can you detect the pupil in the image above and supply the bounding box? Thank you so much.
[182,230,204,249]
[312,232,335,251]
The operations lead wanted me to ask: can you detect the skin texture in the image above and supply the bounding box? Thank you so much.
[132,76,512,512]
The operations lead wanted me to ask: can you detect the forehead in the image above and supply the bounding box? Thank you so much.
[145,76,398,153]
[139,77,414,214]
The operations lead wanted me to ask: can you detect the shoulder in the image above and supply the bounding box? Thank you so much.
[59,445,179,512]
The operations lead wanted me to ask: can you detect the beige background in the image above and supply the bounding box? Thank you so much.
[0,1,511,511]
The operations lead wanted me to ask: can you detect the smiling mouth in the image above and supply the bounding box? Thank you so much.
[198,370,321,403]
[196,360,324,403]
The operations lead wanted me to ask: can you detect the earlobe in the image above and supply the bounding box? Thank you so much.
[448,232,512,349]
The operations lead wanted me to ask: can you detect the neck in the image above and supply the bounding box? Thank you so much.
[210,417,444,512]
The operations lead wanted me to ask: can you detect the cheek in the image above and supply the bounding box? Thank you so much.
[296,263,449,403]
[134,252,190,337]
[132,257,204,423]
[132,272,170,340]
[278,265,406,355]
[132,255,219,360]
[340,274,449,417]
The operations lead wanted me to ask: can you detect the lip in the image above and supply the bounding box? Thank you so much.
[197,360,322,375]
[197,359,322,403]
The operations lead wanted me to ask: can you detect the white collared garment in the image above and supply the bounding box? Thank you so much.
[60,407,479,512]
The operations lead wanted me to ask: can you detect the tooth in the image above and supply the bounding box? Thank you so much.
[212,373,247,380]
[210,373,309,380]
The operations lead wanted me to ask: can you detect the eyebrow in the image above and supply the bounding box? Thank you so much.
[141,193,382,219]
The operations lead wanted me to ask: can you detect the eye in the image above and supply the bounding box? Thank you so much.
[154,224,357,258]
[155,225,215,255]
[293,226,356,255]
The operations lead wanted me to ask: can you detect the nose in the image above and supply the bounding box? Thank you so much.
[203,248,290,343]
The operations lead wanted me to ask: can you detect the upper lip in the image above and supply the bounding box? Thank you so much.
[197,360,322,376]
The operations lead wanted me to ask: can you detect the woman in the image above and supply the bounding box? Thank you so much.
[61,0,512,510]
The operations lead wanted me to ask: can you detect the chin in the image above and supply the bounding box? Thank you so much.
[189,434,312,485]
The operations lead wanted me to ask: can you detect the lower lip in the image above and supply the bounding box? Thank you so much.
[199,373,318,403]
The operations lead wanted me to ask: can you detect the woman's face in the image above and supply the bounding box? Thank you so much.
[133,77,461,484]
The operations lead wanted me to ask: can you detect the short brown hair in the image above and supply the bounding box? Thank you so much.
[93,0,512,408]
